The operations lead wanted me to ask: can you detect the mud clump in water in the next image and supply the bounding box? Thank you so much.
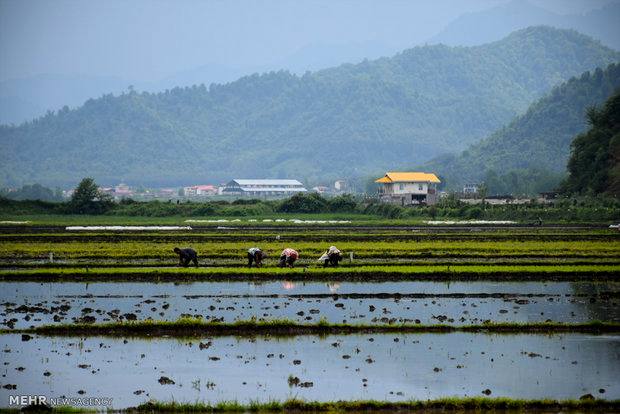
[288,375,313,388]
[288,376,300,387]
[123,313,137,321]
[158,376,175,385]
[77,315,96,324]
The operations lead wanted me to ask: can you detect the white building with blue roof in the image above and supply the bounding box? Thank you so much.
[222,179,308,196]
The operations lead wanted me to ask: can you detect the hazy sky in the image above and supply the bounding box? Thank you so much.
[0,0,614,82]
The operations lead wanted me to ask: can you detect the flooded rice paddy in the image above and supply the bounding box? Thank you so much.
[1,332,618,408]
[2,281,619,329]
[1,225,619,410]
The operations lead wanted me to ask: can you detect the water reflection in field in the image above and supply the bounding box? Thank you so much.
[1,281,618,328]
[1,332,618,408]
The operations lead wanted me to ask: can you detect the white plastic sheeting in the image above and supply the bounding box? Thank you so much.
[66,226,192,231]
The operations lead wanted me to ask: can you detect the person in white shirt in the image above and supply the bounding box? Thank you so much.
[247,247,266,268]
[319,245,342,267]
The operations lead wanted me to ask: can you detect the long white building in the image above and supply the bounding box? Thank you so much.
[222,179,308,197]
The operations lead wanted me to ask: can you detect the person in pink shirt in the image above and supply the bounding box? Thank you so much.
[278,248,299,268]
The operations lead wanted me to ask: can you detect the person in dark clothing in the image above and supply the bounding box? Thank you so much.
[174,247,198,267]
[247,247,266,268]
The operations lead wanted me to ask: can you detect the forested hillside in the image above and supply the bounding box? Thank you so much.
[424,63,620,194]
[561,92,620,197]
[1,27,619,187]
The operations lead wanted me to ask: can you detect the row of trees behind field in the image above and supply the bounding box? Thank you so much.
[2,181,619,222]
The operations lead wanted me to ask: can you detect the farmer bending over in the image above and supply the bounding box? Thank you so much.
[174,247,199,267]
[278,248,299,268]
[321,245,342,267]
[247,247,266,268]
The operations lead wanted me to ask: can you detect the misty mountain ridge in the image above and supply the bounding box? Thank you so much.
[0,42,398,126]
[430,0,620,49]
[3,1,619,126]
[1,26,618,188]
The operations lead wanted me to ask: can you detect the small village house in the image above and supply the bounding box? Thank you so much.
[463,183,479,194]
[99,183,133,200]
[114,183,133,198]
[334,179,348,192]
[312,185,329,194]
[375,172,441,206]
[183,185,218,197]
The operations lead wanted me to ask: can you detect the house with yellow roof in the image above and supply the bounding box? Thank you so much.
[375,172,441,206]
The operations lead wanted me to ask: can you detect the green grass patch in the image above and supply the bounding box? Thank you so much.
[6,318,620,337]
[2,397,618,412]
[1,264,618,282]
[3,240,618,261]
[129,398,620,412]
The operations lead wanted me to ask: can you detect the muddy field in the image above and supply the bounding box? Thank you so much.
[2,281,619,329]
[0,224,619,410]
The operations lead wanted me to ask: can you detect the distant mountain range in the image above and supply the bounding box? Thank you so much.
[1,26,618,187]
[2,1,619,126]
[429,0,620,49]
[0,42,396,126]
[423,63,620,192]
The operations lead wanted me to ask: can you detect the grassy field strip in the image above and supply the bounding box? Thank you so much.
[53,292,620,299]
[2,233,618,242]
[1,264,618,281]
[5,253,620,261]
[0,264,616,274]
[4,258,620,269]
[0,213,615,225]
[6,318,620,337]
[124,398,620,413]
[1,398,617,412]
[2,240,619,259]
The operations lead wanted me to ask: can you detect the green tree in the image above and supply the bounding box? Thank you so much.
[562,92,620,197]
[328,194,358,212]
[1,183,62,202]
[69,178,113,214]
[277,192,328,213]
